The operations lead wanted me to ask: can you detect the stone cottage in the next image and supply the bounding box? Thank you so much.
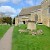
[15,0,50,27]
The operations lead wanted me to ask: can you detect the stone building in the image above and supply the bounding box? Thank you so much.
[15,0,50,27]
[41,0,50,27]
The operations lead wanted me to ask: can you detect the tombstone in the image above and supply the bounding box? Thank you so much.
[27,20,36,31]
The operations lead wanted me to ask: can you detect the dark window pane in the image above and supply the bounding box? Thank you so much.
[49,7,50,13]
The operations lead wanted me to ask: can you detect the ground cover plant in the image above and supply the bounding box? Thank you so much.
[0,25,10,39]
[12,24,50,50]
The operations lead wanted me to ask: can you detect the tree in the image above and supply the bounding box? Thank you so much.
[0,18,3,24]
[2,17,6,23]
[9,17,12,25]
[6,17,12,25]
[13,18,15,24]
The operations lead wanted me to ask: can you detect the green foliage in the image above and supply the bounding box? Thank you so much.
[2,17,6,23]
[0,17,12,25]
[13,18,15,24]
[19,24,27,29]
[5,17,12,25]
[12,24,50,50]
[0,18,3,24]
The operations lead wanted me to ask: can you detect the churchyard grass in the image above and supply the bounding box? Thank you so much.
[0,25,10,39]
[12,24,50,50]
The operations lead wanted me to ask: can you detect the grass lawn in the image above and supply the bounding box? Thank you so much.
[12,24,50,50]
[0,25,10,39]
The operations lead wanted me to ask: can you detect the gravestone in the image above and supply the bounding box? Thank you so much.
[27,20,36,31]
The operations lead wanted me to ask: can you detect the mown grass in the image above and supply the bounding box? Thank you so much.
[12,24,50,50]
[0,25,10,39]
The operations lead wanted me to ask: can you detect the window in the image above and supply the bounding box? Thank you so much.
[48,5,50,13]
[35,14,38,22]
[49,7,50,13]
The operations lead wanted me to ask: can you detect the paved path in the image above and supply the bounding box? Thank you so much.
[0,26,14,50]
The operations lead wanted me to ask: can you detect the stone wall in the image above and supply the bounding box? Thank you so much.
[18,15,31,24]
[31,9,42,23]
[15,18,19,26]
[15,0,50,27]
[41,0,50,27]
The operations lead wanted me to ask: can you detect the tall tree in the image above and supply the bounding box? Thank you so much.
[13,18,15,24]
[0,18,3,24]
[6,17,12,25]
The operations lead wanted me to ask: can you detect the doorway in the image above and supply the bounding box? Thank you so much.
[23,21,25,24]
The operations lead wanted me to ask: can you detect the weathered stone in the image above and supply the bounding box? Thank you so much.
[15,18,19,26]
[18,29,28,33]
[37,29,43,35]
[27,21,36,31]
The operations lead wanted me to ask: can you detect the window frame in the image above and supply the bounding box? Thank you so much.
[48,5,50,13]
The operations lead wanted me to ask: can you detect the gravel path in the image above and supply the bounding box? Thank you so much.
[0,26,14,50]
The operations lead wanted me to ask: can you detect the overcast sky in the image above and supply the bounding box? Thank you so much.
[0,0,43,18]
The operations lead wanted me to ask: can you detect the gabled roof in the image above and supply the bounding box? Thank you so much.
[19,5,41,16]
